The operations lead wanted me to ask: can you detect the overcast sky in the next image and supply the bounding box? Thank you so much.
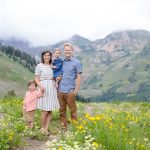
[0,0,150,46]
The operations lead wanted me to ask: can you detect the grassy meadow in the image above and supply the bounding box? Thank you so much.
[0,51,34,97]
[0,97,149,150]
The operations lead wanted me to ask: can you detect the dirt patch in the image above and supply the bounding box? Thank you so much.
[15,132,61,150]
[84,104,94,115]
[16,139,48,150]
[84,103,106,115]
[0,112,4,119]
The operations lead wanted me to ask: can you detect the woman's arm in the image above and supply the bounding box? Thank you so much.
[35,75,45,91]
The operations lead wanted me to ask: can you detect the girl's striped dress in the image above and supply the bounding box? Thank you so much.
[35,63,60,111]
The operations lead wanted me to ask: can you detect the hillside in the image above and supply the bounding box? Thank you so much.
[79,45,150,101]
[1,29,150,101]
[50,30,150,101]
[0,51,34,97]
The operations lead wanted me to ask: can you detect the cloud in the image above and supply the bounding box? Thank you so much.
[0,0,150,46]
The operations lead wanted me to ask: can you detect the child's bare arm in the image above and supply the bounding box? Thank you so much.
[40,88,44,96]
[51,65,57,69]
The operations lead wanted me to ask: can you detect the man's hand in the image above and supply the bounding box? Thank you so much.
[73,90,78,96]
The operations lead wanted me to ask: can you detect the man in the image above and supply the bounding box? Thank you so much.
[58,43,82,130]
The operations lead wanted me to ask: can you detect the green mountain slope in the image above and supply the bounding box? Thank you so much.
[79,44,150,101]
[0,51,34,97]
[1,29,150,101]
[50,29,150,101]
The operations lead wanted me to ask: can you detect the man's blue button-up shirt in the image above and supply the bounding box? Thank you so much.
[58,57,82,93]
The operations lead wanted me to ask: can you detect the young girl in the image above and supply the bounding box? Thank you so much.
[23,80,44,129]
[52,48,63,89]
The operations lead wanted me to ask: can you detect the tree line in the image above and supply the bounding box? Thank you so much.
[0,43,36,72]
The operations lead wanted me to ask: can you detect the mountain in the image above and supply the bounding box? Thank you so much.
[0,38,47,59]
[50,29,150,101]
[94,29,150,52]
[0,51,34,97]
[0,34,94,56]
[0,29,150,101]
[50,34,94,53]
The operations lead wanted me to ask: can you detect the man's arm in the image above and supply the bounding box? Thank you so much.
[74,73,82,96]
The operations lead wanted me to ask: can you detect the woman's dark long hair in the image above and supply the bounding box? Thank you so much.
[41,50,52,64]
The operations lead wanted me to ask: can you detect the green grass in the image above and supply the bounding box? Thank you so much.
[47,101,150,150]
[0,97,48,150]
[0,97,149,150]
[0,52,34,97]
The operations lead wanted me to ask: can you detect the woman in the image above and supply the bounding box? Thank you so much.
[35,50,60,135]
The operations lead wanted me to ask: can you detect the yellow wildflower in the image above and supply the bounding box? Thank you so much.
[58,146,63,150]
[93,142,98,148]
